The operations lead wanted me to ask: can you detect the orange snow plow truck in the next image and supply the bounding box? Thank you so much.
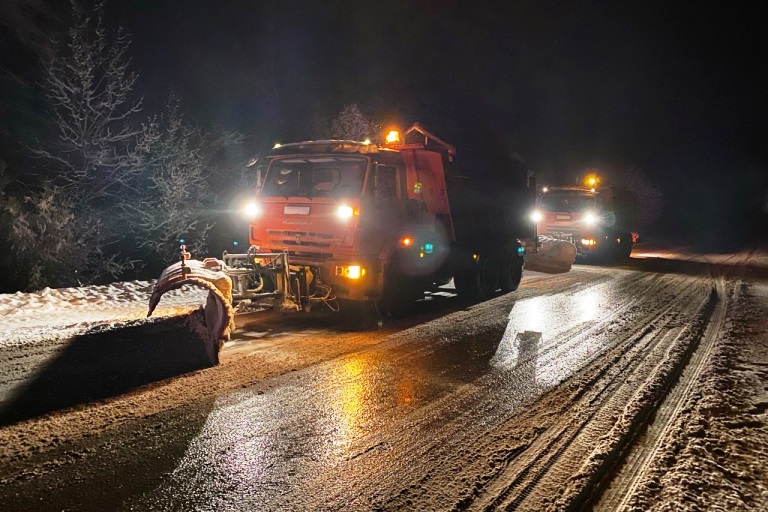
[147,124,575,362]
[532,174,638,261]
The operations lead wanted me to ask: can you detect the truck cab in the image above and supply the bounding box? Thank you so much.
[245,139,440,306]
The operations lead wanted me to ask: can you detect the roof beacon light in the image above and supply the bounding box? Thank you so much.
[584,174,600,188]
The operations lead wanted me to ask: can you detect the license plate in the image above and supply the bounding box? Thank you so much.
[556,213,571,220]
[284,205,310,215]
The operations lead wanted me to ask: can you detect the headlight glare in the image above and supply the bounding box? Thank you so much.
[337,205,354,220]
[244,202,262,218]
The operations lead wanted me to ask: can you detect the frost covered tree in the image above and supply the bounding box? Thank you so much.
[36,0,145,201]
[5,180,129,289]
[7,0,143,288]
[328,104,380,142]
[127,96,214,265]
[2,0,243,289]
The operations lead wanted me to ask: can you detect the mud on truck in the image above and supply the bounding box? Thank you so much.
[147,124,575,363]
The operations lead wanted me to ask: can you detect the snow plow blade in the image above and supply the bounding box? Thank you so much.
[147,258,235,365]
[524,240,577,274]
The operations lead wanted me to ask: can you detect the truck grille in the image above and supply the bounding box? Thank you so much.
[266,230,334,248]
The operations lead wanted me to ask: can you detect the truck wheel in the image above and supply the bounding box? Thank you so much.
[500,253,523,293]
[618,233,633,259]
[378,272,419,319]
[477,257,501,299]
[454,268,480,302]
[455,257,500,302]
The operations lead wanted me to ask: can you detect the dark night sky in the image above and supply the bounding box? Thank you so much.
[107,1,767,164]
[3,0,768,244]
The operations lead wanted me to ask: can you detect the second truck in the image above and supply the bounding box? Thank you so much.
[532,174,637,261]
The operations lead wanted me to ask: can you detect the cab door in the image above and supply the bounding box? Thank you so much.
[358,162,409,253]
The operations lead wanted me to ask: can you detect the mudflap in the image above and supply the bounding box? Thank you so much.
[147,259,236,365]
[524,240,577,274]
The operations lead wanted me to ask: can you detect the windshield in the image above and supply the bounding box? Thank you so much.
[539,192,596,212]
[260,156,367,198]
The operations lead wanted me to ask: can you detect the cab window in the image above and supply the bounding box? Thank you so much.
[375,165,399,199]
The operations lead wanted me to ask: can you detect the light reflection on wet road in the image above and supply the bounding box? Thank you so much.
[121,270,647,511]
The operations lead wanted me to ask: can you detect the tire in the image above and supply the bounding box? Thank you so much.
[477,256,501,299]
[454,256,501,302]
[618,232,633,260]
[453,268,480,302]
[378,272,421,319]
[500,253,523,293]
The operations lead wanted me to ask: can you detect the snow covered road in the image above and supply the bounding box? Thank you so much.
[0,244,766,511]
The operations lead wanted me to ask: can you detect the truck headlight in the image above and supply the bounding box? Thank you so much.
[583,211,598,225]
[337,205,354,220]
[244,202,262,218]
[530,210,543,223]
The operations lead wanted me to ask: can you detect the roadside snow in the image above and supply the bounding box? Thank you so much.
[0,280,208,345]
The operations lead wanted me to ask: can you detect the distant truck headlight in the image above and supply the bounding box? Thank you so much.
[530,210,543,223]
[583,211,598,225]
[337,204,354,220]
[244,202,262,218]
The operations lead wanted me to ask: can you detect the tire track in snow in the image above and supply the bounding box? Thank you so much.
[463,274,714,511]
